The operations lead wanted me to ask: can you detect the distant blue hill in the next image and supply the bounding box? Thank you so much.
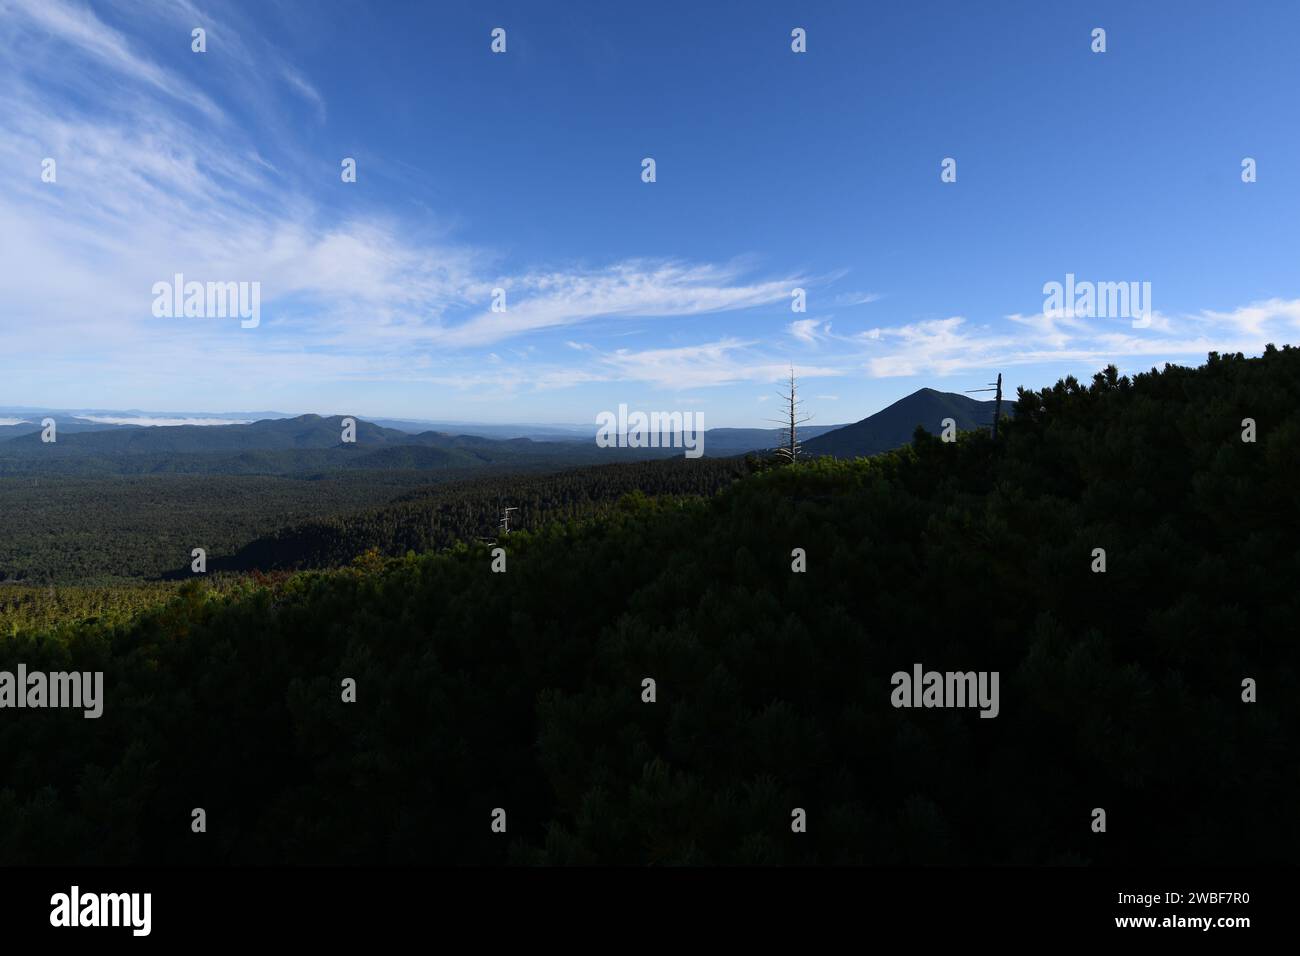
[0,393,1004,474]
[803,388,1002,458]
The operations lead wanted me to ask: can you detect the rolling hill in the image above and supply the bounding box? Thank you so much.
[803,388,1000,458]
[0,412,858,475]
[0,414,415,455]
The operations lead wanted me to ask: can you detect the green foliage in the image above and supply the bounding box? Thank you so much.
[212,456,755,573]
[1,349,1297,864]
[0,582,183,636]
[0,472,434,584]
[0,457,750,586]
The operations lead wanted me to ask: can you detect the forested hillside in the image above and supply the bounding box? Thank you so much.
[0,471,434,584]
[0,457,752,585]
[0,434,683,478]
[211,455,757,574]
[1,349,1296,865]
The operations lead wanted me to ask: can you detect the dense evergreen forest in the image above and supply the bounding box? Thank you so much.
[0,348,1296,865]
[210,455,756,574]
[0,457,751,586]
[0,471,435,584]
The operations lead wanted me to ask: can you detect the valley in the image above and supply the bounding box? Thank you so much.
[0,387,989,588]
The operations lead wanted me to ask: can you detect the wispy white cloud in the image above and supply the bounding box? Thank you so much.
[563,339,845,390]
[406,340,849,394]
[1,0,1294,415]
[431,262,800,348]
[853,301,1300,378]
[5,0,224,121]
[789,320,817,343]
[788,318,831,343]
[1195,298,1300,337]
[281,65,327,122]
[0,0,810,398]
[832,291,882,307]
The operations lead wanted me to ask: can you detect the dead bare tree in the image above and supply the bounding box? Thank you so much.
[767,366,813,462]
[965,372,1003,439]
[499,506,518,534]
[475,502,518,544]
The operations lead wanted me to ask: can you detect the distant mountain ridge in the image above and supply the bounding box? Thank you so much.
[0,412,854,464]
[803,388,1001,458]
[0,414,419,454]
[0,391,1001,471]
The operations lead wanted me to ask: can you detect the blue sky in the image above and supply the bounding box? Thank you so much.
[2,0,1298,426]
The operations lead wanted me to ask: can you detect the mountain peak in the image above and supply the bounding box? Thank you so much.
[802,388,999,459]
